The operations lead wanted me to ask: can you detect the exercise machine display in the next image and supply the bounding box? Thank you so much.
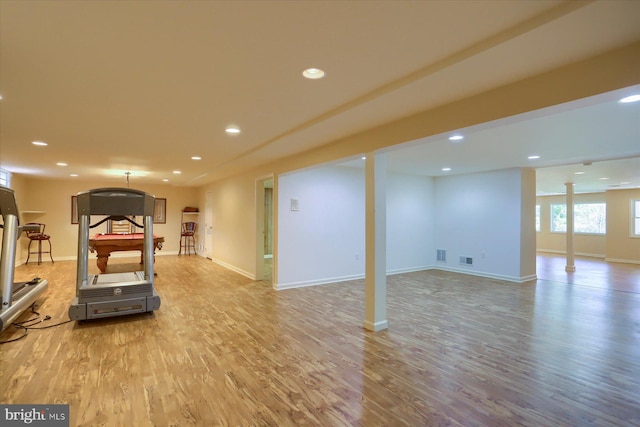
[0,186,49,332]
[68,188,161,321]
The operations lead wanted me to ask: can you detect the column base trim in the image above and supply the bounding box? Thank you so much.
[363,319,388,332]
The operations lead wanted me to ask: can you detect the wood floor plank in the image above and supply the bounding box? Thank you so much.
[1,255,639,426]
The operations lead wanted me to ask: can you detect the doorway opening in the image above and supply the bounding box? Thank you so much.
[256,175,274,284]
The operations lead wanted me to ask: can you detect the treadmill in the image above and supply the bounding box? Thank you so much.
[0,186,49,332]
[68,188,161,321]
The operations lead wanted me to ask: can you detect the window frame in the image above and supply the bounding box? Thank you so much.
[0,168,10,188]
[550,202,606,235]
[550,203,567,233]
[632,199,640,238]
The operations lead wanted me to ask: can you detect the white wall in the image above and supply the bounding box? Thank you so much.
[277,165,436,289]
[434,168,534,282]
[202,163,535,288]
[278,166,366,288]
[386,173,434,274]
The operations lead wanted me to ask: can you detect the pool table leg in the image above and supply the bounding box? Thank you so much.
[139,251,157,265]
[97,254,109,273]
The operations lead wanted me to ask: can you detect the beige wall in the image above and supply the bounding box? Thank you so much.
[605,188,640,264]
[12,176,198,262]
[9,174,28,208]
[536,189,640,263]
[520,168,537,277]
[198,172,260,278]
[536,192,607,257]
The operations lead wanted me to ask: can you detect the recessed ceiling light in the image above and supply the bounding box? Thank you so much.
[528,155,540,160]
[442,167,451,172]
[448,135,464,142]
[302,68,326,79]
[191,156,202,160]
[56,162,67,166]
[600,177,609,180]
[162,179,169,182]
[225,126,241,134]
[173,170,181,174]
[574,171,585,175]
[361,156,366,160]
[32,141,48,146]
[70,174,78,177]
[619,94,640,103]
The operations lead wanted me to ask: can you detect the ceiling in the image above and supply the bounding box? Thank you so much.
[376,84,640,195]
[1,1,639,194]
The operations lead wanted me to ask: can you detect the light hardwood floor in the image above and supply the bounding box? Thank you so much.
[1,254,639,426]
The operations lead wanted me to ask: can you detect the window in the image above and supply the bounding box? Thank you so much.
[535,204,540,232]
[0,168,10,187]
[633,200,640,237]
[551,204,566,232]
[575,203,606,234]
[551,203,606,234]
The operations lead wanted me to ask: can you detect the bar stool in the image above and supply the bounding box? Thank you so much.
[179,222,197,255]
[25,222,54,264]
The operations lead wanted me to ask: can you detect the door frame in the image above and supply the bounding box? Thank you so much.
[204,191,213,259]
[255,174,275,285]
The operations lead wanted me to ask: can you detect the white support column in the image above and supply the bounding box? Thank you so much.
[565,182,576,272]
[364,152,388,332]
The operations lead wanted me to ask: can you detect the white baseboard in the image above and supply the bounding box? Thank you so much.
[387,265,433,276]
[211,257,255,280]
[274,263,537,290]
[605,257,640,265]
[537,249,605,259]
[363,319,388,332]
[537,249,565,255]
[433,265,537,283]
[275,273,364,290]
[276,265,433,290]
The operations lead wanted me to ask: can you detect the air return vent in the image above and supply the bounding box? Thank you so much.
[459,256,473,266]
[436,249,446,262]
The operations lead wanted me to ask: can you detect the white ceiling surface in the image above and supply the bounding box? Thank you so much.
[0,1,639,193]
[376,84,640,195]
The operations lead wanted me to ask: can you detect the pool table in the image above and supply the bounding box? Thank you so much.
[88,233,164,273]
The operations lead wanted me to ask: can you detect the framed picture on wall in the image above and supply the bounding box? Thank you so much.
[71,196,78,224]
[154,198,166,224]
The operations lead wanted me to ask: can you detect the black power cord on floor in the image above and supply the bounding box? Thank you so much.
[0,303,72,344]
